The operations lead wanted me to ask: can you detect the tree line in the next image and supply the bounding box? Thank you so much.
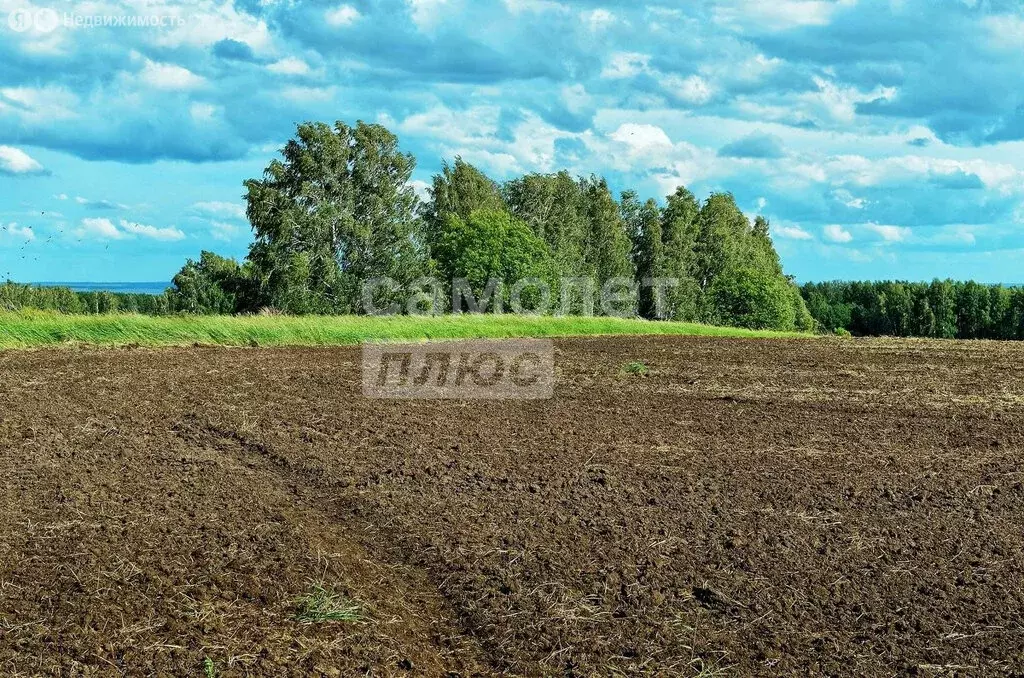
[166,119,813,332]
[801,280,1024,340]
[12,119,1010,341]
[0,281,173,314]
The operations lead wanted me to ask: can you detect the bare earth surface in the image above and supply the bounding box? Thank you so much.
[1,336,1023,677]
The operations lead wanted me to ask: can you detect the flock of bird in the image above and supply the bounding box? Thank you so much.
[4,209,118,281]
[2,212,63,280]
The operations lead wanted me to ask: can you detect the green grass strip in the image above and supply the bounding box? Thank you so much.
[0,310,809,349]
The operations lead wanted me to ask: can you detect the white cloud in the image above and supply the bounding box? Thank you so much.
[281,86,336,102]
[77,217,126,240]
[0,146,45,174]
[803,76,897,124]
[190,102,219,121]
[325,4,361,26]
[582,8,615,30]
[139,59,205,90]
[400,104,502,147]
[561,84,592,114]
[0,86,78,123]
[267,57,311,75]
[601,52,651,79]
[929,225,977,246]
[120,219,185,241]
[209,221,241,241]
[713,0,857,31]
[399,104,574,176]
[152,3,272,51]
[824,224,853,243]
[409,179,432,200]
[665,74,713,106]
[609,123,674,156]
[408,0,448,29]
[983,14,1024,50]
[2,223,35,242]
[193,201,247,220]
[865,223,911,242]
[774,224,813,240]
[74,217,184,241]
[832,189,866,209]
[503,0,568,15]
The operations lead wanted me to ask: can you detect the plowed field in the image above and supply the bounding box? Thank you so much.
[2,337,1022,676]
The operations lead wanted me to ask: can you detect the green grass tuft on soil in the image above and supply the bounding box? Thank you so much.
[0,310,809,349]
[294,584,361,624]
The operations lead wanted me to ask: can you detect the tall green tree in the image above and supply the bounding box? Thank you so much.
[422,158,505,260]
[659,186,701,321]
[625,194,665,319]
[693,192,750,296]
[169,250,247,314]
[244,120,424,313]
[433,209,554,312]
[579,176,634,283]
[504,171,588,277]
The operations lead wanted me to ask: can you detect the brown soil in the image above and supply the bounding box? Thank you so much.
[1,336,1023,677]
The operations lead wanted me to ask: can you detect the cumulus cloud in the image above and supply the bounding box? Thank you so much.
[138,59,205,90]
[823,224,853,243]
[76,217,125,240]
[325,4,361,27]
[0,146,46,175]
[712,0,856,31]
[193,201,247,220]
[267,57,311,76]
[665,74,713,106]
[774,224,814,240]
[1,223,36,242]
[601,52,651,79]
[75,218,184,241]
[582,9,615,31]
[75,196,126,210]
[609,123,674,156]
[865,223,911,243]
[408,0,449,30]
[120,220,186,241]
[209,221,241,241]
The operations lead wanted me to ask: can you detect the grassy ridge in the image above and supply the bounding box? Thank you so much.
[0,311,808,349]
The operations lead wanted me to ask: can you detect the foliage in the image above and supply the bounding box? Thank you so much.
[168,251,247,314]
[433,209,555,312]
[0,281,172,314]
[705,266,798,331]
[623,360,650,376]
[422,157,506,256]
[243,120,424,314]
[800,280,1024,339]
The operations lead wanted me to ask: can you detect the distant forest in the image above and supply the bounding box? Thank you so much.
[802,280,1024,340]
[2,119,1018,340]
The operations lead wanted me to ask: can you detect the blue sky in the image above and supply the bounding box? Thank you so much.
[1,0,1023,283]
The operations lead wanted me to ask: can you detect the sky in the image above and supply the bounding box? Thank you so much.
[1,0,1023,284]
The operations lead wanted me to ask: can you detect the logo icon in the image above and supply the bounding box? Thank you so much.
[8,7,59,33]
[8,8,33,32]
[33,7,59,33]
